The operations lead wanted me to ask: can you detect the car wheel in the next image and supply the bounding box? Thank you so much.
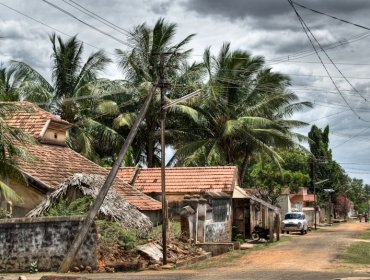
[286,231,289,234]
[281,230,285,234]
[304,229,308,234]
[301,229,304,235]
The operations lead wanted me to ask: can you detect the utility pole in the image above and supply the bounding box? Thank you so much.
[311,158,317,230]
[155,51,201,265]
[159,52,168,265]
[59,82,159,273]
[154,51,177,265]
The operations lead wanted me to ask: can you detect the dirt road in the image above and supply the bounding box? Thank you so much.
[3,222,370,280]
[106,222,370,279]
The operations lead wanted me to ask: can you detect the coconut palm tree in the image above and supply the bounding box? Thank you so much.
[0,64,51,104]
[173,43,312,184]
[114,18,200,167]
[0,103,34,206]
[11,33,123,161]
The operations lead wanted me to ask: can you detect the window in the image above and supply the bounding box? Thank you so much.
[285,213,302,220]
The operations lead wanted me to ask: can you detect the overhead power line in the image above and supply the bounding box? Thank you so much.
[292,1,370,31]
[290,3,370,104]
[41,0,129,46]
[308,109,350,124]
[288,0,370,122]
[332,127,370,149]
[0,1,112,54]
[62,0,129,36]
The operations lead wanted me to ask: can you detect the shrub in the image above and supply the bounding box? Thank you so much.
[96,220,138,250]
[45,196,94,216]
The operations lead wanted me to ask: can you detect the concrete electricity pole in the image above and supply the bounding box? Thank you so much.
[158,52,169,265]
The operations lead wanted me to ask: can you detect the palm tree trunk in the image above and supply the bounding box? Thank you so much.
[240,154,250,186]
[59,83,158,273]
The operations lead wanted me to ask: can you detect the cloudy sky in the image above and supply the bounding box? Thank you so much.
[1,0,370,183]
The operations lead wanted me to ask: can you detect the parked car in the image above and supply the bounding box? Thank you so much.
[281,211,308,234]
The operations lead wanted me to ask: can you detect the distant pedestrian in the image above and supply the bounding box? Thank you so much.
[359,213,363,222]
[365,212,369,223]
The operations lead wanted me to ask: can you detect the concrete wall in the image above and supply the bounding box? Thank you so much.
[204,197,232,242]
[42,128,66,145]
[142,210,162,226]
[276,195,291,216]
[0,216,97,272]
[180,194,232,243]
[303,208,319,228]
[149,193,186,219]
[0,178,45,217]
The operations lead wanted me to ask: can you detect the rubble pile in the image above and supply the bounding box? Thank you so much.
[97,238,207,272]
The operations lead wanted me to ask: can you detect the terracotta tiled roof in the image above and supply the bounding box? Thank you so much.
[4,101,70,138]
[290,194,315,202]
[17,144,161,211]
[116,166,238,193]
[4,101,160,211]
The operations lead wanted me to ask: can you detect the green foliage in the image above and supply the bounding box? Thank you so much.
[45,196,94,216]
[29,260,38,273]
[115,18,197,167]
[341,242,370,264]
[308,125,348,204]
[148,220,182,241]
[0,207,10,218]
[0,103,34,204]
[347,178,370,213]
[232,226,244,244]
[173,43,311,184]
[247,149,310,204]
[96,220,138,250]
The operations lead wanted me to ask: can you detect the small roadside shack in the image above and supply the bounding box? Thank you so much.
[116,166,280,242]
[233,186,281,240]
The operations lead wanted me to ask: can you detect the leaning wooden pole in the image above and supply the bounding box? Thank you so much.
[59,83,158,273]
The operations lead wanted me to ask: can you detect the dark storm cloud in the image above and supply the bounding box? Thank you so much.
[0,21,48,40]
[183,0,370,21]
[149,0,172,14]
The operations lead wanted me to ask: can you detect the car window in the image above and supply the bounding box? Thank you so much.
[285,213,302,219]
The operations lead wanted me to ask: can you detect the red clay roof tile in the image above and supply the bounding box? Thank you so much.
[18,144,161,211]
[5,101,161,211]
[116,166,238,194]
[5,101,70,138]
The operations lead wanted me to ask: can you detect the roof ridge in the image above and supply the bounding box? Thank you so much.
[119,166,237,170]
[10,101,69,124]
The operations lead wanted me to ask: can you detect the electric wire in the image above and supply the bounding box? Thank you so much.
[290,5,370,104]
[0,1,120,57]
[61,0,129,36]
[288,0,370,122]
[41,0,129,46]
[307,109,350,124]
[0,1,106,52]
[292,1,370,32]
[332,127,370,149]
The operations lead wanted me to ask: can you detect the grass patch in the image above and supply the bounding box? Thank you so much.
[359,229,370,240]
[148,220,181,240]
[184,236,293,270]
[185,250,247,270]
[248,236,293,252]
[341,242,370,264]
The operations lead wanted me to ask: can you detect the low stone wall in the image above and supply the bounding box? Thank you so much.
[0,216,97,272]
